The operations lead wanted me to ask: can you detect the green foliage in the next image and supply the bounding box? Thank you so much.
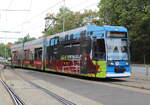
[15,34,36,44]
[0,44,11,58]
[98,0,150,63]
[43,7,98,36]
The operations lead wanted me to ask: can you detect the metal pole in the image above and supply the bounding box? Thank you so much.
[62,0,65,32]
[4,11,7,63]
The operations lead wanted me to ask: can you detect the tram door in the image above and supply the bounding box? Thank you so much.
[92,39,106,60]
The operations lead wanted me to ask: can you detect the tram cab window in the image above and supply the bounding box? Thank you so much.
[93,39,106,60]
[50,39,55,46]
[34,48,42,60]
[50,37,59,46]
[54,39,58,45]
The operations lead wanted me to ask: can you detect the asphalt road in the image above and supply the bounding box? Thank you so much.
[14,68,150,105]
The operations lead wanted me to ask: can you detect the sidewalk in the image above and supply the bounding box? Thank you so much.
[115,66,150,90]
[131,65,150,80]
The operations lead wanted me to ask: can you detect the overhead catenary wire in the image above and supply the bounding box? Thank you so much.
[22,0,97,24]
[19,3,98,35]
[0,0,33,44]
[0,9,30,11]
[13,0,62,30]
[7,0,15,9]
[78,2,98,12]
[0,37,20,39]
[0,0,32,12]
[4,0,99,41]
[28,0,32,10]
[24,0,63,22]
[67,0,94,11]
[18,1,98,29]
[10,0,63,36]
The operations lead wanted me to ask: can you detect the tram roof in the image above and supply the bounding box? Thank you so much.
[86,25,127,32]
[11,25,127,50]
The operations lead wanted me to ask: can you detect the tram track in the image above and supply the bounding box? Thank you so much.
[0,80,26,105]
[5,65,150,104]
[9,67,77,105]
[0,66,26,105]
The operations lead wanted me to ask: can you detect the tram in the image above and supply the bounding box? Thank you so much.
[11,25,131,78]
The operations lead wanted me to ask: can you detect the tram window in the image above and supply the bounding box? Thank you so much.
[59,37,64,43]
[54,37,59,45]
[80,30,86,37]
[24,50,30,60]
[50,39,55,46]
[70,34,73,40]
[65,35,68,41]
[73,33,80,39]
[29,51,33,60]
[54,39,58,45]
[93,39,106,60]
[34,48,42,60]
[12,51,17,60]
[90,31,93,35]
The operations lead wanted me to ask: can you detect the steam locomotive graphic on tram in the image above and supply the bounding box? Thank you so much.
[11,25,131,78]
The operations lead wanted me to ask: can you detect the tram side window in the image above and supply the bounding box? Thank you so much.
[65,35,68,41]
[34,48,42,60]
[93,39,106,60]
[80,30,86,37]
[12,51,17,60]
[70,34,73,40]
[29,51,33,60]
[24,50,30,60]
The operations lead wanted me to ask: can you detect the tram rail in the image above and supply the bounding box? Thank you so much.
[11,69,77,105]
[0,65,26,105]
[2,65,76,105]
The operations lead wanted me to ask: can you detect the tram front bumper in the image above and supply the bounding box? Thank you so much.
[106,72,131,78]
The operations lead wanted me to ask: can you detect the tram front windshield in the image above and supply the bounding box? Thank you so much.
[107,39,128,61]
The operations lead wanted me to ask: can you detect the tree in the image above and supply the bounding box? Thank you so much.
[0,44,11,58]
[98,0,150,63]
[15,34,36,44]
[43,7,98,36]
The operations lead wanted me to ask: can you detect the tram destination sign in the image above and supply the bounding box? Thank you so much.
[107,32,127,38]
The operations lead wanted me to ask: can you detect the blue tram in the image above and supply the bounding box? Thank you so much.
[11,25,131,78]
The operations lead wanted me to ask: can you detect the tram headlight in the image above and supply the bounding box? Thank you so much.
[126,62,129,65]
[107,62,114,66]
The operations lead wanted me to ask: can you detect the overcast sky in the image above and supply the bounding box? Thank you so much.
[0,0,100,43]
